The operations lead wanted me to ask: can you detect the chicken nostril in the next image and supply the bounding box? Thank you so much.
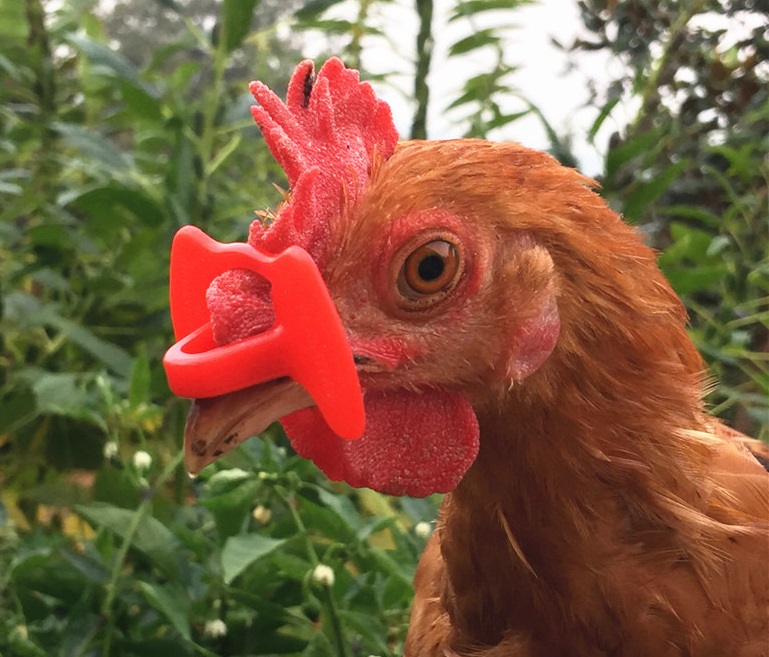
[191,439,208,457]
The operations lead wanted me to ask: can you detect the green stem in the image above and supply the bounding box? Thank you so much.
[197,22,230,222]
[277,486,351,657]
[627,0,706,138]
[411,0,434,140]
[100,451,184,657]
[24,0,58,199]
[348,0,372,70]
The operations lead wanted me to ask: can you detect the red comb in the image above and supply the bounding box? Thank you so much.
[163,226,364,440]
[248,57,398,263]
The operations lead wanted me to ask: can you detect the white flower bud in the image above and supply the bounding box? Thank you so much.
[414,521,433,539]
[209,468,250,484]
[203,618,227,638]
[132,450,152,471]
[311,563,335,587]
[252,505,271,524]
[103,441,119,459]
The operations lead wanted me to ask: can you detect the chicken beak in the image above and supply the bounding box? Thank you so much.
[184,379,314,475]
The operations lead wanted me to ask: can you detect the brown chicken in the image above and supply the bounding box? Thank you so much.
[168,58,769,656]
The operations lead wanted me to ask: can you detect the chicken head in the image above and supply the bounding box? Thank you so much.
[165,58,561,497]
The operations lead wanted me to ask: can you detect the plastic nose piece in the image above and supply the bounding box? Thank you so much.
[163,225,365,440]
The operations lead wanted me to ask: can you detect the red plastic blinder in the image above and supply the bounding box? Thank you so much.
[163,225,364,440]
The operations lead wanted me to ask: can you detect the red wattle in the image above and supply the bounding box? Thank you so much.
[282,389,479,497]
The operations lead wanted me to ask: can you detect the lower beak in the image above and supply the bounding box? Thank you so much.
[184,379,314,475]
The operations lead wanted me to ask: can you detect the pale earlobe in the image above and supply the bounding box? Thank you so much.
[492,242,560,383]
[504,296,560,382]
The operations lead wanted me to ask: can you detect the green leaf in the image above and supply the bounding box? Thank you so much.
[221,533,285,584]
[58,549,110,585]
[706,234,731,257]
[6,629,48,657]
[448,29,501,56]
[295,0,347,19]
[201,475,261,539]
[446,71,509,110]
[0,387,37,433]
[122,638,195,657]
[137,580,191,640]
[622,160,688,222]
[54,123,131,171]
[222,0,260,53]
[663,265,728,295]
[366,547,414,587]
[75,503,180,578]
[709,143,755,177]
[270,551,313,582]
[66,33,157,97]
[0,180,22,195]
[294,18,359,34]
[485,109,530,131]
[315,486,361,530]
[302,631,334,657]
[205,133,242,176]
[658,204,721,228]
[299,497,356,543]
[129,354,151,409]
[337,610,389,654]
[31,372,95,421]
[399,495,441,522]
[0,0,28,41]
[356,515,396,542]
[450,0,532,22]
[43,312,132,377]
[657,223,715,267]
[587,96,620,143]
[118,80,163,122]
[605,128,661,180]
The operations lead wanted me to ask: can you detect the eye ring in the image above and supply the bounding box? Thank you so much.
[397,239,461,301]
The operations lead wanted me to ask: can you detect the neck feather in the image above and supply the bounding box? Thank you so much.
[437,295,723,646]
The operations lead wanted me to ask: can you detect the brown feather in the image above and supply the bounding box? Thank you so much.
[386,140,769,656]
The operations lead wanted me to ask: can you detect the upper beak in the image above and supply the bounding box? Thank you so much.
[183,378,314,475]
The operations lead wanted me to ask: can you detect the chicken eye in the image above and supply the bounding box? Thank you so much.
[398,240,461,299]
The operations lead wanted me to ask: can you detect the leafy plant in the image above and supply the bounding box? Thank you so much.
[444,0,533,138]
[1,1,437,654]
[1,0,766,655]
[1,433,436,656]
[565,0,769,438]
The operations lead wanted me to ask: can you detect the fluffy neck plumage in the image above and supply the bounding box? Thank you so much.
[437,265,718,650]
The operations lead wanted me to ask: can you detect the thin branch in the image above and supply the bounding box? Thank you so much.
[411,0,434,140]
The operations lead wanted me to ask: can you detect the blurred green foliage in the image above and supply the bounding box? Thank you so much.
[570,0,769,436]
[0,0,766,655]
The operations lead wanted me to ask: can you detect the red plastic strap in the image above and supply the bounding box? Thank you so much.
[163,226,364,440]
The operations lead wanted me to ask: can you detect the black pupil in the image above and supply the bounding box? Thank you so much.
[418,253,445,281]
